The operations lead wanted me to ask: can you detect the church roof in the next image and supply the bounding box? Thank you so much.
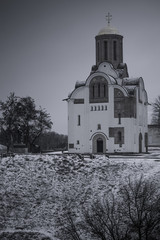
[75,81,86,89]
[98,25,119,35]
[124,86,136,95]
[98,13,120,36]
[123,78,140,86]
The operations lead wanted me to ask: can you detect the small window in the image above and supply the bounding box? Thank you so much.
[94,106,97,111]
[91,106,93,111]
[113,41,117,61]
[69,144,74,149]
[105,105,107,110]
[78,115,81,126]
[98,105,100,111]
[118,113,121,124]
[97,124,101,130]
[101,105,104,111]
[104,41,108,60]
[77,140,80,144]
[118,131,122,142]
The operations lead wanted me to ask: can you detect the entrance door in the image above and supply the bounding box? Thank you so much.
[97,138,103,153]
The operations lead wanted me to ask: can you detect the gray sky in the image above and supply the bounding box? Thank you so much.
[0,0,160,134]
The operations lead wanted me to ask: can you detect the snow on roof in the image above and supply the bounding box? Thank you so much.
[123,78,140,86]
[124,86,136,95]
[75,81,86,89]
[98,25,120,35]
[108,75,117,84]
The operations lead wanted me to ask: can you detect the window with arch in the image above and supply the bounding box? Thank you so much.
[89,76,108,103]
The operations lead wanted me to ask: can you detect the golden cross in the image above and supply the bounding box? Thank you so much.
[106,12,112,26]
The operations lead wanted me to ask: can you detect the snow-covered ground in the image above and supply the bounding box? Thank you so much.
[0,147,160,240]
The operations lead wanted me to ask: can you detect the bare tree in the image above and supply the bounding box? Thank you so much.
[120,176,160,240]
[0,92,52,151]
[55,207,82,240]
[151,95,160,125]
[82,194,131,240]
[55,176,160,240]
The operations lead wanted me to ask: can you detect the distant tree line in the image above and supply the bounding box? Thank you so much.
[55,176,160,240]
[35,131,68,151]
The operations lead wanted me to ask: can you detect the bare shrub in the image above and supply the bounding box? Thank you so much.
[55,176,160,240]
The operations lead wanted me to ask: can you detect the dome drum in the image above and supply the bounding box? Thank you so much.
[95,33,123,68]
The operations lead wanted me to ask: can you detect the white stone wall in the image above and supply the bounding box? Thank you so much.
[68,66,148,154]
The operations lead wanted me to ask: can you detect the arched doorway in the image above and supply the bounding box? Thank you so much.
[92,133,106,154]
[97,138,103,153]
[139,133,143,153]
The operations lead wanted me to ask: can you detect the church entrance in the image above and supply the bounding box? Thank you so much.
[92,133,106,154]
[97,138,103,153]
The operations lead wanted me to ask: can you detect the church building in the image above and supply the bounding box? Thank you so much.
[66,14,148,154]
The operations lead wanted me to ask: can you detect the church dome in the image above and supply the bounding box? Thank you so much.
[98,25,119,35]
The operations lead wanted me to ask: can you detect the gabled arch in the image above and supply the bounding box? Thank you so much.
[86,72,116,86]
[90,132,109,140]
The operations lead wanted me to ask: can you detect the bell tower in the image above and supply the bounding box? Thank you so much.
[95,13,123,69]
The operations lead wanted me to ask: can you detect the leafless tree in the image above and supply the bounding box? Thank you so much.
[55,208,82,240]
[82,194,131,240]
[55,176,160,240]
[120,176,160,240]
[151,95,160,125]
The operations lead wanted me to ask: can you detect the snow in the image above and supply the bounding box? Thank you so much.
[0,148,160,240]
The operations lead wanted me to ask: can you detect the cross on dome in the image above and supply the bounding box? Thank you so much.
[106,12,112,26]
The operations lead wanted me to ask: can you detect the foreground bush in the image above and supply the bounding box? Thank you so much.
[0,231,51,240]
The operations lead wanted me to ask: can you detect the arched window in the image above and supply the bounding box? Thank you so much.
[98,83,100,97]
[89,76,108,103]
[104,84,106,97]
[92,85,95,98]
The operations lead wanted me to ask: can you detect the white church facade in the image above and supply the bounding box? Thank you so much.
[66,15,148,154]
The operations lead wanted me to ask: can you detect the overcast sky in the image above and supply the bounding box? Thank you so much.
[0,0,160,134]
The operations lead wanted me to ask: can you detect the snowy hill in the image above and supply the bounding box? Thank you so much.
[0,149,160,239]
